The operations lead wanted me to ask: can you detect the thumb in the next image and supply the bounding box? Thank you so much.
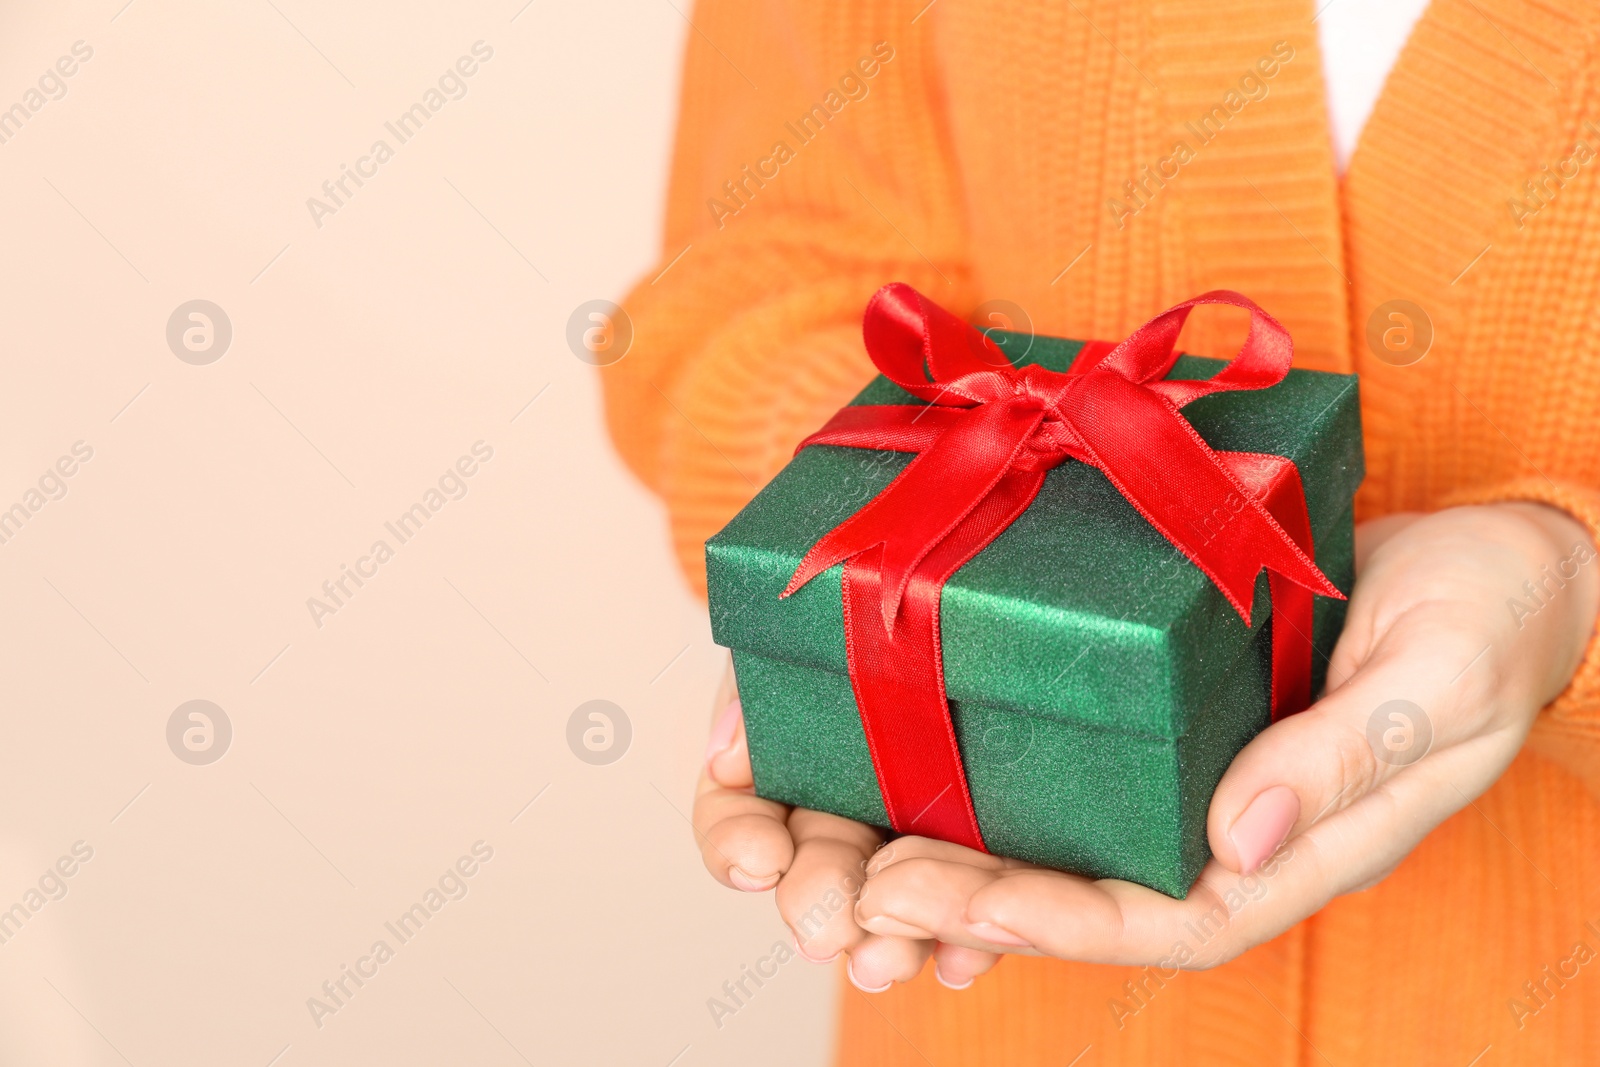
[1206,611,1480,874]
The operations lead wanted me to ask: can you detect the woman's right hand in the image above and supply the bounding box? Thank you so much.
[694,664,1002,990]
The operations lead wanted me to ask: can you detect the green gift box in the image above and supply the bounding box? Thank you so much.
[706,318,1363,898]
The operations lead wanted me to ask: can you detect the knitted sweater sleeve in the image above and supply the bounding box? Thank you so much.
[599,0,969,594]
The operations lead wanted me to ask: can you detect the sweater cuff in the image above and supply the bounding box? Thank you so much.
[1436,478,1600,730]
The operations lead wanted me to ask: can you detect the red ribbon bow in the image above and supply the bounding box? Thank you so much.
[781,283,1343,852]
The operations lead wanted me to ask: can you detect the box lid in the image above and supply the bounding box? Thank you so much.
[706,331,1363,739]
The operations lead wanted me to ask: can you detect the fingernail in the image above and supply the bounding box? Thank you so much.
[728,865,777,892]
[1229,785,1301,874]
[704,698,741,767]
[966,921,1031,948]
[791,935,839,965]
[847,958,892,994]
[934,964,973,991]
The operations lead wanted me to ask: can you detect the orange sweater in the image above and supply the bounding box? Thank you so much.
[603,1,1600,1062]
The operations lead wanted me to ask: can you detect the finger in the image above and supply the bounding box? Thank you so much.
[693,764,793,892]
[693,695,795,890]
[712,656,739,711]
[966,869,1206,963]
[1207,602,1495,873]
[858,856,1039,952]
[845,934,936,992]
[775,807,885,961]
[705,697,752,788]
[863,850,1304,966]
[865,834,1019,878]
[857,836,1034,944]
[931,942,1002,990]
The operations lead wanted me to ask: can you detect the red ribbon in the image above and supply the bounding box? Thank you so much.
[781,283,1344,852]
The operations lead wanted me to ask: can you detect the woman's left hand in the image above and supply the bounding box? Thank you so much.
[852,503,1598,974]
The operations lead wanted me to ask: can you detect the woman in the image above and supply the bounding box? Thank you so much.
[604,1,1600,1062]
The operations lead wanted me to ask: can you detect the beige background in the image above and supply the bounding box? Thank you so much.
[0,1,832,1063]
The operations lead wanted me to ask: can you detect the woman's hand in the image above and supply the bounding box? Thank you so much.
[694,666,1004,989]
[851,503,1598,972]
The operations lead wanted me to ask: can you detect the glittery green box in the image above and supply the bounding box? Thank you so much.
[706,331,1363,897]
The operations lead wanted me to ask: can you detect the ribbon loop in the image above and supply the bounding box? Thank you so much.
[787,284,1341,626]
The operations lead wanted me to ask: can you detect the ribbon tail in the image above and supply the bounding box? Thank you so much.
[1219,450,1326,720]
[1267,574,1315,719]
[1063,370,1342,626]
[843,467,1047,848]
[785,401,1044,634]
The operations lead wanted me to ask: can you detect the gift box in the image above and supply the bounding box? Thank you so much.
[706,286,1363,898]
